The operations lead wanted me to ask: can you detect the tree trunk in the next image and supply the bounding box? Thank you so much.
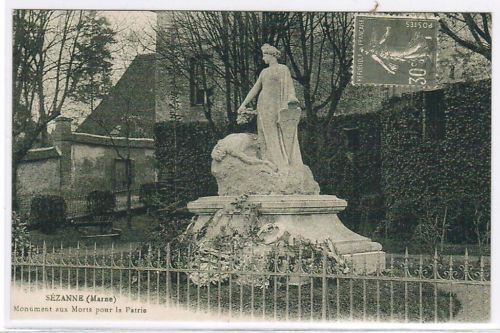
[40,126,49,147]
[224,66,235,131]
[302,82,319,168]
[12,161,19,212]
[125,160,132,229]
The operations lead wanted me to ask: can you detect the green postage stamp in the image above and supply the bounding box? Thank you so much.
[353,15,439,86]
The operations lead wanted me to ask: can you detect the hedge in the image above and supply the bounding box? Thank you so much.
[154,122,218,205]
[86,190,117,216]
[380,80,490,243]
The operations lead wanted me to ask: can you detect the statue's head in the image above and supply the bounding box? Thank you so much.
[261,44,281,63]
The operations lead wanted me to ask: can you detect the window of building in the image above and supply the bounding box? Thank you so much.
[189,59,213,106]
[113,158,134,191]
[343,127,360,151]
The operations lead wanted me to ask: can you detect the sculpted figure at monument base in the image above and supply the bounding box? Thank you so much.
[211,132,320,196]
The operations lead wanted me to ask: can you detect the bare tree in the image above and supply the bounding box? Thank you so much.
[154,11,354,167]
[12,10,116,207]
[92,96,140,229]
[439,13,491,61]
[155,12,268,134]
[270,12,354,165]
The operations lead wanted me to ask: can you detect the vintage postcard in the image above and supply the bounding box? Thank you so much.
[4,4,496,331]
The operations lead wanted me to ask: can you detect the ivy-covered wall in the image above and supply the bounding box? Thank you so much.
[154,122,218,204]
[309,112,383,234]
[380,80,490,242]
[154,79,490,243]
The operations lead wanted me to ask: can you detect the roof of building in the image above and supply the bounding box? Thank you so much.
[70,132,154,149]
[76,53,156,138]
[22,146,61,162]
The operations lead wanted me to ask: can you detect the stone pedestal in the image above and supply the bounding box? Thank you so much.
[187,195,385,273]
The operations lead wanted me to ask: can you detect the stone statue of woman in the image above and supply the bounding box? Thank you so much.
[211,44,319,195]
[237,44,304,172]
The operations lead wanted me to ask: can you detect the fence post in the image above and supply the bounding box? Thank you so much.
[376,252,381,322]
[298,244,303,321]
[34,245,40,292]
[464,248,469,282]
[147,244,152,304]
[321,248,327,321]
[76,242,80,290]
[310,249,315,321]
[463,248,470,318]
[390,254,394,321]
[418,254,423,322]
[137,248,142,301]
[229,243,234,319]
[404,247,409,323]
[433,248,438,323]
[166,243,171,307]
[448,255,454,321]
[156,248,161,304]
[285,252,289,321]
[20,245,25,290]
[42,241,48,289]
[217,248,222,318]
[273,247,278,321]
[187,245,191,311]
[479,255,485,281]
[110,243,114,293]
[12,242,17,288]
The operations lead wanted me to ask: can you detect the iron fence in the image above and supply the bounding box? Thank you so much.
[11,242,490,322]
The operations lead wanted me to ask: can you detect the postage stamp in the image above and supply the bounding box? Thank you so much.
[353,15,439,86]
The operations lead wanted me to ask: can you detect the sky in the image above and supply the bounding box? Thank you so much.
[63,11,157,125]
[101,11,157,82]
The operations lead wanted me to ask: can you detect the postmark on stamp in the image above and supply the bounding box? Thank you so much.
[353,15,438,87]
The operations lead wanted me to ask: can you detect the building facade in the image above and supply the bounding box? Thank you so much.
[16,118,156,215]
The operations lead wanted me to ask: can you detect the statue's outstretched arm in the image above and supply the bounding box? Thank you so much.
[238,72,263,112]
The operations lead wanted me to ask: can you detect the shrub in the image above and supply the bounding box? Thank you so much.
[11,211,32,255]
[139,182,174,210]
[30,195,67,234]
[86,190,116,216]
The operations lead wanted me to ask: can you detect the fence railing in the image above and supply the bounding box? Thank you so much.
[11,242,490,322]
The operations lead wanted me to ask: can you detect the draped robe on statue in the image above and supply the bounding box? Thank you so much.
[209,62,319,195]
[255,64,303,170]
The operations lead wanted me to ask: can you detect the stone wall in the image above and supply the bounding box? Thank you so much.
[15,118,157,210]
[69,138,156,194]
[17,152,61,198]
